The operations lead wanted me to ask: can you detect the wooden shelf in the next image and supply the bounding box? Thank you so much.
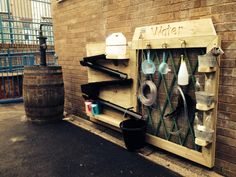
[91,114,127,128]
[195,138,212,147]
[196,103,214,111]
[105,54,129,60]
[198,66,216,73]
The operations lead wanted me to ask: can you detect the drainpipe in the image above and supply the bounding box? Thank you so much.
[38,24,47,66]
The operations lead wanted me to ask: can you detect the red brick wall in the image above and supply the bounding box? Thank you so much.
[52,0,236,176]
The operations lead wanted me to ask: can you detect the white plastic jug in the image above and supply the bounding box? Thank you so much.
[105,33,127,59]
[178,55,189,86]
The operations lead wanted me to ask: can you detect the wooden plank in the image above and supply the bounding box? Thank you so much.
[132,34,221,168]
[132,35,218,50]
[196,103,215,111]
[91,114,127,128]
[146,134,212,167]
[90,117,122,132]
[129,50,139,112]
[201,35,221,168]
[86,42,133,109]
[132,18,216,41]
[85,25,221,168]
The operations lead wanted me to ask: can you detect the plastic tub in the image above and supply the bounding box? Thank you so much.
[195,91,214,106]
[198,54,217,68]
[91,103,100,116]
[194,125,214,142]
[120,119,146,151]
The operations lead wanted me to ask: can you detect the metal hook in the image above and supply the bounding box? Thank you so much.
[180,40,186,48]
[162,42,167,48]
[146,42,151,49]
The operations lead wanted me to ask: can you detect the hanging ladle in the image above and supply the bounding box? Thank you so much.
[158,51,171,75]
[141,49,156,75]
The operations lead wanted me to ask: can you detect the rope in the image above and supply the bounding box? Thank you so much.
[139,80,157,106]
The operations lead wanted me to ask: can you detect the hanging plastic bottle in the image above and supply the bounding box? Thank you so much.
[205,112,213,130]
[205,74,214,94]
[194,112,199,127]
[195,77,201,91]
[194,112,202,128]
[178,55,189,86]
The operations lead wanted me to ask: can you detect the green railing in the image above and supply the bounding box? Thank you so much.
[0,0,54,103]
[138,48,206,150]
[0,0,53,45]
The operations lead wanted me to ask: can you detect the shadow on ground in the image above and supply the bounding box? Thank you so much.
[0,103,181,177]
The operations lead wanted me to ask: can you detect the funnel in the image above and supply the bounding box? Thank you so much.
[141,50,156,75]
[158,51,171,74]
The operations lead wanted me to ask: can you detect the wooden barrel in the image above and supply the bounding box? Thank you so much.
[23,66,64,124]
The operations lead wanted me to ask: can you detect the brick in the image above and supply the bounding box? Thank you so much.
[222,41,236,50]
[211,3,236,14]
[218,94,234,103]
[219,85,233,94]
[215,22,236,32]
[218,31,236,41]
[218,102,236,113]
[217,127,236,139]
[215,158,236,174]
[201,0,223,6]
[220,68,233,77]
[220,76,234,86]
[223,49,236,59]
[220,59,236,68]
[229,112,236,122]
[216,150,236,164]
[216,142,236,159]
[189,7,211,17]
[220,12,236,23]
[217,119,236,130]
[216,135,236,148]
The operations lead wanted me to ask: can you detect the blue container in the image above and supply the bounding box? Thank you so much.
[92,103,100,116]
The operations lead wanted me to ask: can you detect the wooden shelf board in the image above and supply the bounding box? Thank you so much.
[198,67,217,73]
[195,138,212,147]
[196,103,214,111]
[91,114,127,128]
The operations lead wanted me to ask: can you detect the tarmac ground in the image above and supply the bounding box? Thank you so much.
[0,103,181,177]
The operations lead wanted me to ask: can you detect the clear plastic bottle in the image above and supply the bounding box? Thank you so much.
[194,112,199,127]
[205,74,214,94]
[178,55,189,85]
[205,112,213,130]
[195,77,201,91]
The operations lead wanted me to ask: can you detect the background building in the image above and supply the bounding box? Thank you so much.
[0,0,55,102]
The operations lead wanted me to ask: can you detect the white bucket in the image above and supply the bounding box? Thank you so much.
[105,33,128,59]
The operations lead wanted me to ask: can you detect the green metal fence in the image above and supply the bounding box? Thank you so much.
[138,48,206,150]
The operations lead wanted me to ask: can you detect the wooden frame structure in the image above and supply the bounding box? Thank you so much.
[85,19,220,168]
